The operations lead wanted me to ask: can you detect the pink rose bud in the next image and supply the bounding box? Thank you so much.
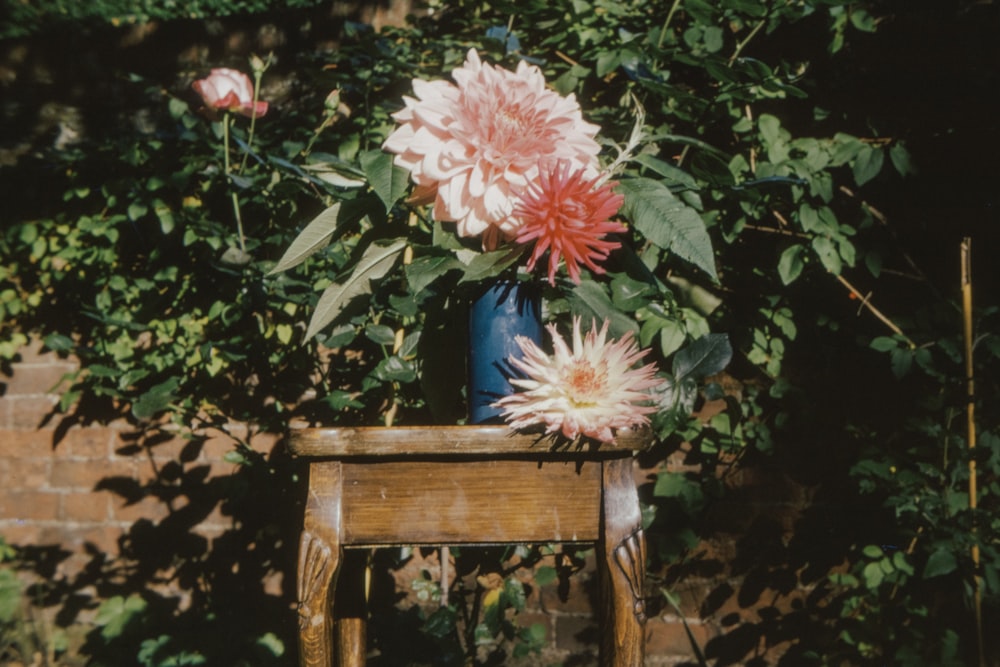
[192,68,268,119]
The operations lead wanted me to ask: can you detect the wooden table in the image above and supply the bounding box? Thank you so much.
[289,425,651,667]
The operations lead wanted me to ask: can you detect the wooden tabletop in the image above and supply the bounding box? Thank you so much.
[287,424,653,459]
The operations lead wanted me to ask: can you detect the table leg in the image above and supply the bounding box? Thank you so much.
[334,550,368,667]
[599,457,647,667]
[297,462,344,667]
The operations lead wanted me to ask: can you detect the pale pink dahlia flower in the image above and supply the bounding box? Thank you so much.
[382,50,602,243]
[514,162,626,285]
[493,318,660,444]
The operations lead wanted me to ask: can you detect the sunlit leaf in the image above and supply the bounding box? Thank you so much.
[269,198,371,275]
[778,244,806,284]
[617,178,717,280]
[360,149,409,210]
[305,239,407,340]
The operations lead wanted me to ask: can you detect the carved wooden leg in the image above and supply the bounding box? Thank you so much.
[599,457,647,667]
[297,462,344,667]
[298,529,340,665]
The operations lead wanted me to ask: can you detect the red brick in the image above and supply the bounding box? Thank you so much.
[0,428,50,457]
[199,432,239,463]
[62,426,113,458]
[0,490,60,520]
[4,361,77,396]
[645,616,714,657]
[0,521,43,546]
[61,491,110,522]
[553,615,599,654]
[143,435,194,462]
[108,493,170,523]
[515,610,553,637]
[9,396,59,429]
[50,458,135,490]
[72,525,124,555]
[2,456,50,490]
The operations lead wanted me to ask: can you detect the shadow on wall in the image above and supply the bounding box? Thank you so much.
[10,421,306,666]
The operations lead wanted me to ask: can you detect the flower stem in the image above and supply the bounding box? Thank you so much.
[239,67,264,174]
[223,112,247,252]
[657,0,683,49]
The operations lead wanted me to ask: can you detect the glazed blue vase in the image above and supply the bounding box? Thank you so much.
[467,281,543,424]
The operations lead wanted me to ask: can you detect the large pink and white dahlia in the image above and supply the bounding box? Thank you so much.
[514,161,626,285]
[382,50,602,243]
[493,318,660,444]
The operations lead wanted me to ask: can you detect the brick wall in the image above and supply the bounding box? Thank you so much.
[1,342,814,665]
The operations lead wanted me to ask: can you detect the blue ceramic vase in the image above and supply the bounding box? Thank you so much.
[467,281,543,424]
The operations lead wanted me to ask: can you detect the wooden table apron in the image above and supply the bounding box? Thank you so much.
[290,425,649,667]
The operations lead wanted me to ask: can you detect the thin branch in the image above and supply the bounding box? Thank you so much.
[728,17,767,66]
[834,273,916,347]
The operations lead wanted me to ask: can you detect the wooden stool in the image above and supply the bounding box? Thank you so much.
[289,425,650,667]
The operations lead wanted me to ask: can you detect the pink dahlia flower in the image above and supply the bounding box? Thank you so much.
[514,162,626,285]
[192,68,268,119]
[382,50,602,243]
[493,317,660,444]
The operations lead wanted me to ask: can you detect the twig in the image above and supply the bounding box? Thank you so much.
[960,237,985,667]
[834,273,916,348]
[838,185,927,282]
[743,224,808,238]
[728,17,768,66]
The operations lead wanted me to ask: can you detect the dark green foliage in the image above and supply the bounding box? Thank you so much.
[0,0,328,39]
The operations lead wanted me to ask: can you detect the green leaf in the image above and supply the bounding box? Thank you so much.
[632,154,698,190]
[132,377,181,420]
[127,202,148,221]
[269,198,370,275]
[758,114,784,148]
[534,565,557,587]
[870,336,897,352]
[305,239,407,340]
[610,274,652,311]
[0,569,20,622]
[778,244,805,285]
[890,347,912,378]
[672,334,732,381]
[862,561,884,588]
[458,247,526,283]
[862,544,884,559]
[617,178,717,280]
[256,632,285,658]
[853,145,884,186]
[569,280,639,337]
[658,320,686,357]
[890,142,915,177]
[365,324,397,346]
[95,593,147,640]
[811,236,842,274]
[406,254,461,294]
[360,149,409,210]
[923,548,957,578]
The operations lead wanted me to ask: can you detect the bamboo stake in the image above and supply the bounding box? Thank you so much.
[960,237,985,667]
